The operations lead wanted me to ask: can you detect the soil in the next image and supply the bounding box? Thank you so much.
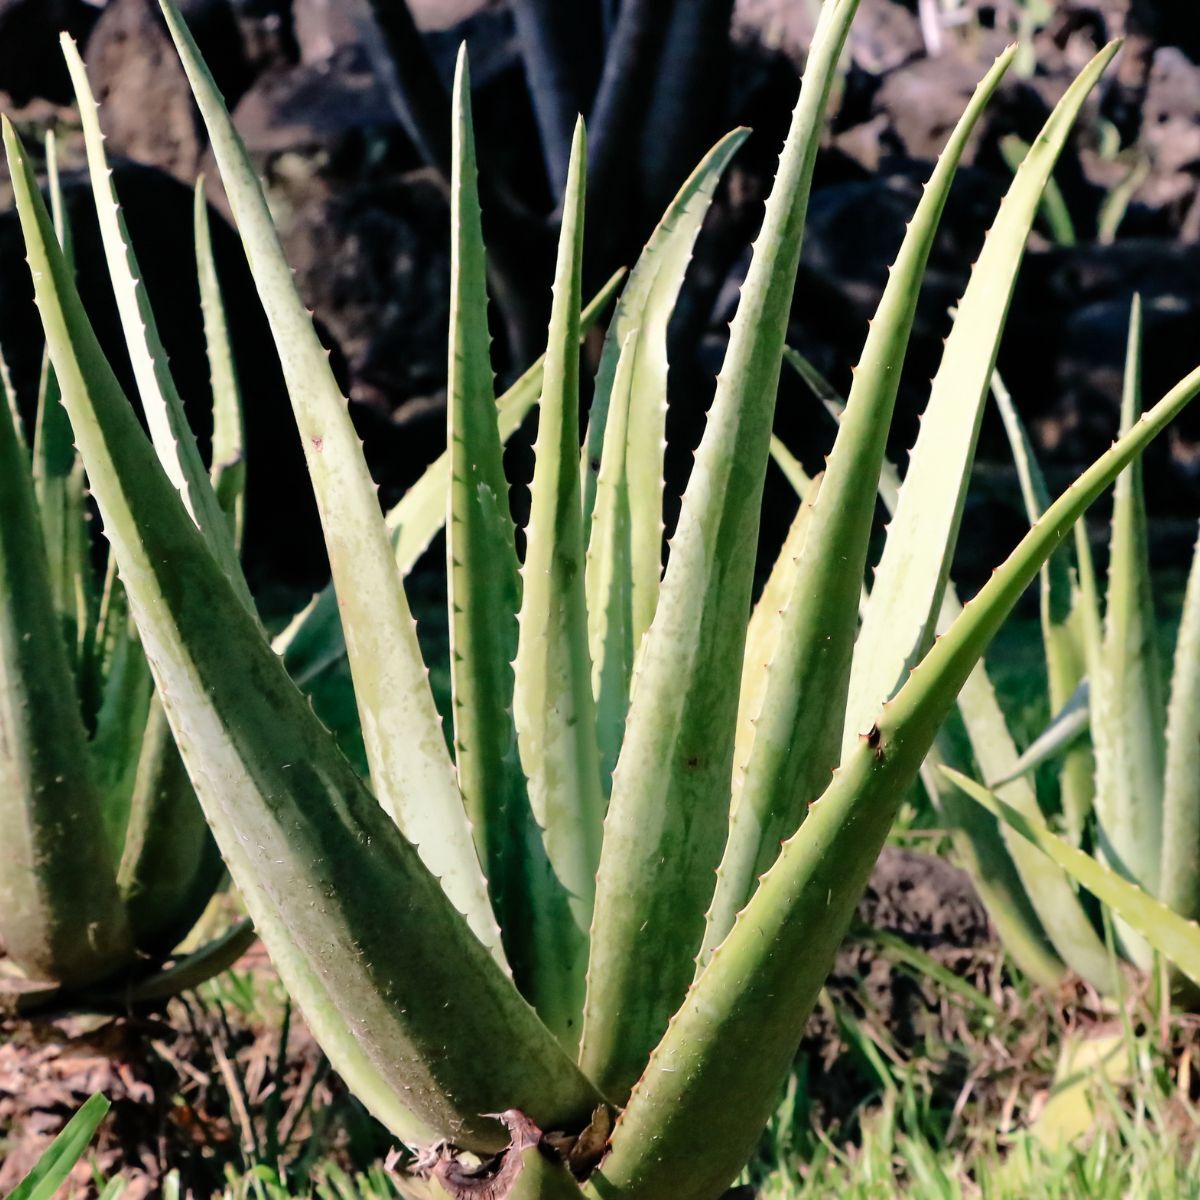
[0,849,1004,1196]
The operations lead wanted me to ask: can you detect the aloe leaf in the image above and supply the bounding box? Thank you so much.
[950,602,1117,994]
[989,678,1090,787]
[842,42,1119,761]
[0,341,23,454]
[589,348,1200,1200]
[6,1092,110,1200]
[992,372,1092,840]
[273,270,623,689]
[62,36,248,605]
[31,129,92,671]
[195,177,247,544]
[998,133,1077,246]
[116,918,257,1005]
[920,739,1066,989]
[1092,296,1165,933]
[945,769,1200,993]
[1161,524,1200,922]
[512,121,604,1047]
[445,53,572,1034]
[582,127,748,640]
[585,328,641,789]
[157,3,504,962]
[117,698,225,955]
[731,471,820,811]
[580,0,861,1104]
[6,114,601,1152]
[776,359,1064,988]
[702,46,1016,965]
[89,607,154,854]
[0,339,133,989]
[768,432,813,498]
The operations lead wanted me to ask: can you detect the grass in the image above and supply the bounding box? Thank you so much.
[66,583,1199,1198]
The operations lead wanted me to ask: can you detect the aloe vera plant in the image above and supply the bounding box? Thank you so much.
[0,125,254,1012]
[927,296,1200,1001]
[8,3,1200,1195]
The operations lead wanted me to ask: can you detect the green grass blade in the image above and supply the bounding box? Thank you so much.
[0,363,133,989]
[195,177,247,546]
[6,1093,110,1200]
[157,2,502,962]
[589,338,1200,1200]
[992,371,1093,840]
[842,42,1119,761]
[273,271,623,689]
[1092,296,1165,924]
[585,328,641,791]
[944,768,1200,994]
[702,45,1015,966]
[6,114,601,1152]
[582,127,748,644]
[512,121,603,1047]
[580,0,861,1104]
[63,35,248,604]
[1161,523,1200,921]
[444,52,572,1034]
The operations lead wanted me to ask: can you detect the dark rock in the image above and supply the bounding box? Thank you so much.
[0,0,101,107]
[0,159,325,588]
[1135,47,1200,238]
[83,0,290,182]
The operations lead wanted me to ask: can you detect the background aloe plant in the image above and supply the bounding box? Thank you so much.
[7,2,1200,1197]
[0,124,253,1013]
[910,294,1200,1004]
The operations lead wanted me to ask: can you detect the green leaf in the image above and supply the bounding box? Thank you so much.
[117,918,257,1005]
[0,349,133,989]
[1161,523,1200,921]
[779,351,1064,989]
[444,52,572,1038]
[988,678,1090,788]
[7,111,602,1154]
[156,2,502,962]
[31,128,92,673]
[580,0,860,1104]
[920,738,1066,989]
[273,271,624,690]
[584,329,641,794]
[702,45,1016,966]
[512,120,603,1048]
[5,1093,110,1200]
[590,320,1200,1200]
[950,600,1117,994]
[582,127,749,692]
[998,133,1077,246]
[195,177,247,545]
[842,42,1119,762]
[116,697,225,956]
[992,372,1093,840]
[63,35,248,604]
[944,768,1200,994]
[1092,296,1165,930]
